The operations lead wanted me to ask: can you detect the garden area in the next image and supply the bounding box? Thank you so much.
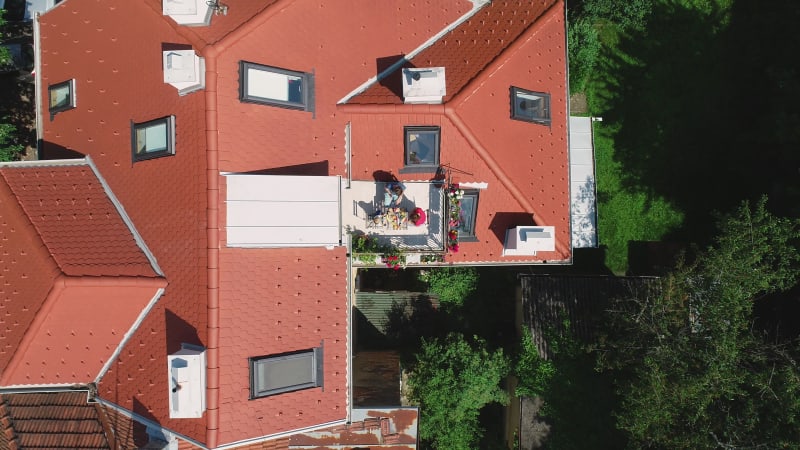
[573,0,800,273]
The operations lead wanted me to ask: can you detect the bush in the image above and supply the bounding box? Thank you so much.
[408,333,510,449]
[0,123,23,162]
[568,15,601,93]
[419,266,478,306]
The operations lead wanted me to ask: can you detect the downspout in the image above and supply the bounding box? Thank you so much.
[33,14,42,157]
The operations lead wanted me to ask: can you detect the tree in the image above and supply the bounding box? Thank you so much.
[0,123,23,162]
[408,333,509,449]
[419,266,479,306]
[597,197,800,448]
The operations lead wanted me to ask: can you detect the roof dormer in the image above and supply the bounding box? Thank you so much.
[163,50,205,96]
[162,0,214,26]
[402,67,446,104]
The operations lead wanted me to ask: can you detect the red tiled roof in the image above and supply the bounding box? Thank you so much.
[344,1,571,262]
[0,162,167,386]
[0,277,165,386]
[0,165,157,278]
[213,0,471,175]
[0,173,61,379]
[288,408,418,448]
[142,0,280,48]
[37,0,570,448]
[0,392,110,450]
[216,246,349,444]
[40,0,209,441]
[348,0,559,105]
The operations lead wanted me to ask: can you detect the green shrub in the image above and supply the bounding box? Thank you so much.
[568,15,601,93]
[514,329,555,398]
[582,0,654,31]
[0,123,23,162]
[419,266,478,306]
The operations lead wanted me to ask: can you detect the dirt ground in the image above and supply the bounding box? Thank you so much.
[569,92,588,115]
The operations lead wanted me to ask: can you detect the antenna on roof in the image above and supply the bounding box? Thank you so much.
[206,0,228,15]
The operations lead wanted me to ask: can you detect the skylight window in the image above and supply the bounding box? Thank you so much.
[510,87,551,125]
[403,126,440,172]
[48,79,75,115]
[131,116,176,162]
[239,61,314,112]
[249,347,323,398]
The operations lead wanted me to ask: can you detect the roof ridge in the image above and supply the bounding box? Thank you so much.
[345,0,559,105]
[338,1,491,104]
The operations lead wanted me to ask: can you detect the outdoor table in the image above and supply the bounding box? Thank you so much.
[385,209,408,230]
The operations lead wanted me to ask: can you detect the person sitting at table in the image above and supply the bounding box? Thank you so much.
[410,207,426,226]
[383,181,406,208]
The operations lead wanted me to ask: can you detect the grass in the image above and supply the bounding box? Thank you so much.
[578,0,800,273]
[591,120,683,273]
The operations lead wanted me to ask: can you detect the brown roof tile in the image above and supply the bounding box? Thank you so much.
[348,0,559,104]
[0,392,110,450]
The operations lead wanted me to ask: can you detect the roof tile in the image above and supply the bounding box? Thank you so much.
[0,166,157,278]
[0,392,110,450]
[349,0,559,104]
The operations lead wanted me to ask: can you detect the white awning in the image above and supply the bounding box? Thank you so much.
[569,116,598,248]
[225,174,342,248]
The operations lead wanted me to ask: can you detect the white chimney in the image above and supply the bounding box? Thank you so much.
[167,344,206,419]
[163,50,205,96]
[503,226,556,256]
[402,67,446,104]
[163,0,212,26]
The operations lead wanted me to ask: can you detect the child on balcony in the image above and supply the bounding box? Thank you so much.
[410,207,426,226]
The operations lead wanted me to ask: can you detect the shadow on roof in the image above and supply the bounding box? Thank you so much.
[165,308,202,355]
[39,140,85,160]
[239,160,329,176]
[488,211,536,246]
[375,54,409,100]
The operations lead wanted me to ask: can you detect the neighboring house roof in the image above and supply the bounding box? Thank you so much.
[520,274,661,358]
[0,391,111,450]
[0,160,165,386]
[0,164,158,278]
[289,408,419,449]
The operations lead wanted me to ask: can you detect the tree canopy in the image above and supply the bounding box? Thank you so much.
[407,333,509,450]
[597,197,800,448]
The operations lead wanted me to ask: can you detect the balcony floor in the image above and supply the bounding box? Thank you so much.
[342,181,444,252]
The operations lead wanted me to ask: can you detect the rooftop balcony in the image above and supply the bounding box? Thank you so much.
[341,181,445,253]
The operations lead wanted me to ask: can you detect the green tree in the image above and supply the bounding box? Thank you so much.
[516,325,625,449]
[0,123,23,161]
[0,9,23,162]
[408,333,510,449]
[419,266,479,306]
[0,9,9,64]
[597,197,800,448]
